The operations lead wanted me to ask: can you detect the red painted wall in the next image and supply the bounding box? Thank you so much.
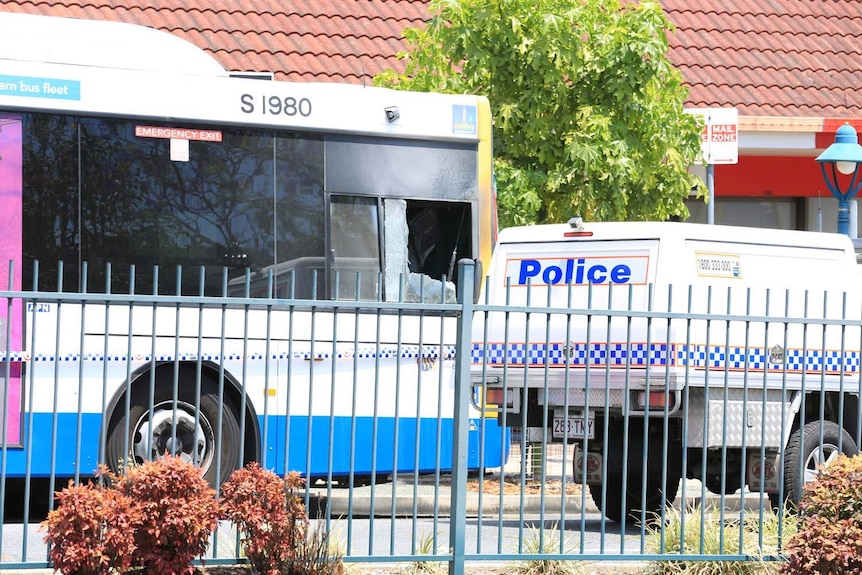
[714,155,857,198]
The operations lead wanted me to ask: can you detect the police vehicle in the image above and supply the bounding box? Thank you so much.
[471,218,862,522]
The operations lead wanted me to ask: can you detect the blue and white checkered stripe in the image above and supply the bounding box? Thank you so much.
[471,342,860,374]
[5,342,858,374]
[0,345,459,364]
[471,342,669,367]
[678,344,859,374]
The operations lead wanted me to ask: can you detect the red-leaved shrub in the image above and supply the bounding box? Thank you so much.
[117,455,219,575]
[781,453,862,574]
[220,463,308,575]
[41,469,140,575]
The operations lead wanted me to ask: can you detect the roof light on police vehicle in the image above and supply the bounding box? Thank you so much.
[564,216,592,237]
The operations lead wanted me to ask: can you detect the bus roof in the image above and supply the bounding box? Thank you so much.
[0,11,227,76]
[0,12,489,142]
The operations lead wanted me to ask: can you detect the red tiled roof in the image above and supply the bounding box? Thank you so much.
[2,1,428,85]
[662,0,862,118]
[2,0,861,119]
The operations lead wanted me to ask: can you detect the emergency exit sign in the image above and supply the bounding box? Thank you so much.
[685,107,739,165]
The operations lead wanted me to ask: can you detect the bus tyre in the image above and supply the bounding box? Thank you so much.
[781,420,857,505]
[106,376,241,488]
[589,472,680,524]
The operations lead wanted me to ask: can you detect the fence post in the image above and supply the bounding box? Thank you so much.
[449,259,475,575]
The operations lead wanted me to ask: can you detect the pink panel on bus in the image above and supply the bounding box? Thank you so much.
[0,114,22,445]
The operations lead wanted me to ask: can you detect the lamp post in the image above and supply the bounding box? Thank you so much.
[815,123,862,236]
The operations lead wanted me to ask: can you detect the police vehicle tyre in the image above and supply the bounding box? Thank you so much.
[781,420,857,506]
[705,471,743,495]
[106,374,241,489]
[588,471,680,524]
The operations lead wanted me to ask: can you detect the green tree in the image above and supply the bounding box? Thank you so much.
[375,0,706,227]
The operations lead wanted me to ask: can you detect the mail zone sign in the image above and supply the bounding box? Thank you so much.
[686,107,739,165]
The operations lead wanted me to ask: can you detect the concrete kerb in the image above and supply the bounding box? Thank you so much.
[317,475,772,518]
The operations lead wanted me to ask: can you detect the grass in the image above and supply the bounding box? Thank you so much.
[644,503,797,575]
[505,522,585,575]
[204,502,798,575]
[401,529,447,575]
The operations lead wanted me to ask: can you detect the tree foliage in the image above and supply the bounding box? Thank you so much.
[375,0,706,227]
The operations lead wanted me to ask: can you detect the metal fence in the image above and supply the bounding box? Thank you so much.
[0,260,858,572]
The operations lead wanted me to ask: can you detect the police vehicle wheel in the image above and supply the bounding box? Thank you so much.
[705,471,743,495]
[781,420,856,505]
[106,372,241,489]
[589,471,680,524]
[768,492,783,512]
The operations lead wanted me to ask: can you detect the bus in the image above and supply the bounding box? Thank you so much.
[0,12,506,489]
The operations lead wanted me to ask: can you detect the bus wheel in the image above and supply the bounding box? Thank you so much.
[106,377,241,488]
[781,420,857,505]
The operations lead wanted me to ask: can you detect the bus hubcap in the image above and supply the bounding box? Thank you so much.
[132,400,215,473]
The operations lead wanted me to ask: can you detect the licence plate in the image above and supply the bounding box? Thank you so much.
[552,413,595,439]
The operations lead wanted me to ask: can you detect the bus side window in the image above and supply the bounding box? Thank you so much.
[329,195,381,300]
[406,202,470,285]
[407,208,440,273]
[384,199,470,303]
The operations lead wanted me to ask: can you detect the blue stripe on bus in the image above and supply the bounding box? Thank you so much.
[263,416,509,475]
[6,413,509,478]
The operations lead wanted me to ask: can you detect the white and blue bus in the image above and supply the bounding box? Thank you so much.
[0,12,506,488]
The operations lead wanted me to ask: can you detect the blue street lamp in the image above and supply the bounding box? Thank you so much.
[816,123,862,235]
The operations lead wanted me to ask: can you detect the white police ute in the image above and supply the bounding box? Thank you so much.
[471,218,862,522]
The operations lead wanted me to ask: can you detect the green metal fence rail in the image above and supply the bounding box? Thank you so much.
[0,259,857,572]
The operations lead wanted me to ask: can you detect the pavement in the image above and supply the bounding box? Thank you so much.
[315,475,771,518]
[311,444,772,518]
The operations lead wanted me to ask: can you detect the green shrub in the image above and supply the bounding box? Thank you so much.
[646,503,793,575]
[41,468,140,575]
[781,453,862,574]
[220,462,309,575]
[117,455,219,575]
